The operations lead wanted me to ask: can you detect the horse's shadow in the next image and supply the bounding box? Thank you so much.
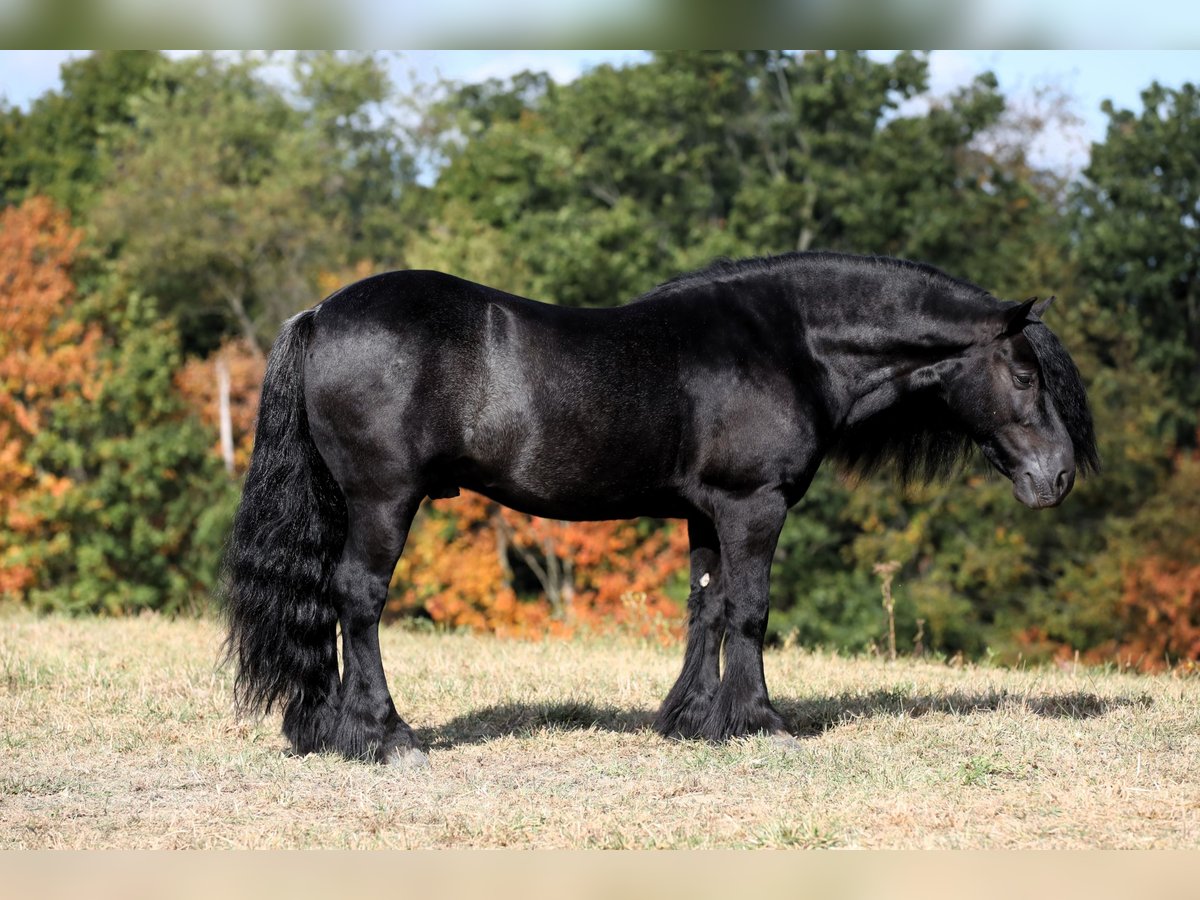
[421,688,1150,749]
[774,688,1149,737]
[422,699,653,750]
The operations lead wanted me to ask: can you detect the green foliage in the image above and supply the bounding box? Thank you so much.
[0,51,164,213]
[291,51,421,262]
[423,51,1043,306]
[90,51,417,355]
[1075,81,1200,441]
[21,290,237,614]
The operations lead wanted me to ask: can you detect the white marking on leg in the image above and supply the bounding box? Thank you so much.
[700,572,710,588]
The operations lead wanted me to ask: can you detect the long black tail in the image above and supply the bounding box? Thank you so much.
[223,309,347,745]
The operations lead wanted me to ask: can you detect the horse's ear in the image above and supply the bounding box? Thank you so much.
[1032,295,1056,318]
[1000,297,1038,336]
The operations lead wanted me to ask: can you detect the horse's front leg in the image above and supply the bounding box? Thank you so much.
[654,517,722,738]
[700,489,788,740]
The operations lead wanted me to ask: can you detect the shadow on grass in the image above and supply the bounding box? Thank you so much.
[423,700,653,749]
[421,688,1150,749]
[777,688,1152,738]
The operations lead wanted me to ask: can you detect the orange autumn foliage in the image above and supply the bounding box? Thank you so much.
[1106,551,1200,671]
[389,491,690,642]
[1093,451,1200,673]
[391,492,538,634]
[175,338,265,474]
[1031,451,1200,674]
[0,198,100,594]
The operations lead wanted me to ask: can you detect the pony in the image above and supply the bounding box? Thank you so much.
[223,251,1098,767]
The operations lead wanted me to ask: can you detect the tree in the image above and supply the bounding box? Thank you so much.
[18,287,237,614]
[291,51,421,265]
[90,52,417,356]
[0,198,98,595]
[1075,81,1200,442]
[422,52,1045,307]
[1059,447,1200,672]
[3,52,1191,667]
[175,338,265,475]
[0,196,235,612]
[0,51,165,213]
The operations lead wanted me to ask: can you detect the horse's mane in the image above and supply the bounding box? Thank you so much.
[830,392,977,486]
[637,251,992,306]
[641,251,1098,485]
[1023,322,1101,475]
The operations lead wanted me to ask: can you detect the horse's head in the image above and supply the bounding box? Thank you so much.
[942,297,1098,509]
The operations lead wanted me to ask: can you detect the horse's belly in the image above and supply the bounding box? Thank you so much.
[467,480,688,522]
[453,447,686,521]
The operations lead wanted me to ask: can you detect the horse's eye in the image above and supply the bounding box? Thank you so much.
[1013,372,1035,389]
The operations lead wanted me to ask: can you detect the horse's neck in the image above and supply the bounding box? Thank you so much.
[816,291,984,428]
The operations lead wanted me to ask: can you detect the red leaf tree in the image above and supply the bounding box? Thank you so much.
[0,198,100,594]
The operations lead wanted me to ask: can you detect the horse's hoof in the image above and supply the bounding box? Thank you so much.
[770,730,804,751]
[386,746,430,769]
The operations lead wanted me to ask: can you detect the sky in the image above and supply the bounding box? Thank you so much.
[1,50,1197,172]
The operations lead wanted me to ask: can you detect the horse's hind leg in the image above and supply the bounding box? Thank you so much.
[326,490,427,766]
[654,517,723,738]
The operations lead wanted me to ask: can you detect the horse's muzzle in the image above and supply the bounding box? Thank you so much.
[1013,463,1075,509]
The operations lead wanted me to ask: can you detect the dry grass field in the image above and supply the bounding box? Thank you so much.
[2,610,1199,849]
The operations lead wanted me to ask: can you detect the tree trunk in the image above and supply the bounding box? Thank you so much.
[543,536,563,618]
[216,279,265,358]
[561,555,575,620]
[493,510,514,593]
[216,354,235,476]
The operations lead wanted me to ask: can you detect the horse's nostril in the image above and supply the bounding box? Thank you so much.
[1055,469,1067,495]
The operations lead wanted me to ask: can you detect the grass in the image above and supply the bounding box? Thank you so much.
[1,610,1198,849]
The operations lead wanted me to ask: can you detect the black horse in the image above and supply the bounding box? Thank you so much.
[224,251,1098,767]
